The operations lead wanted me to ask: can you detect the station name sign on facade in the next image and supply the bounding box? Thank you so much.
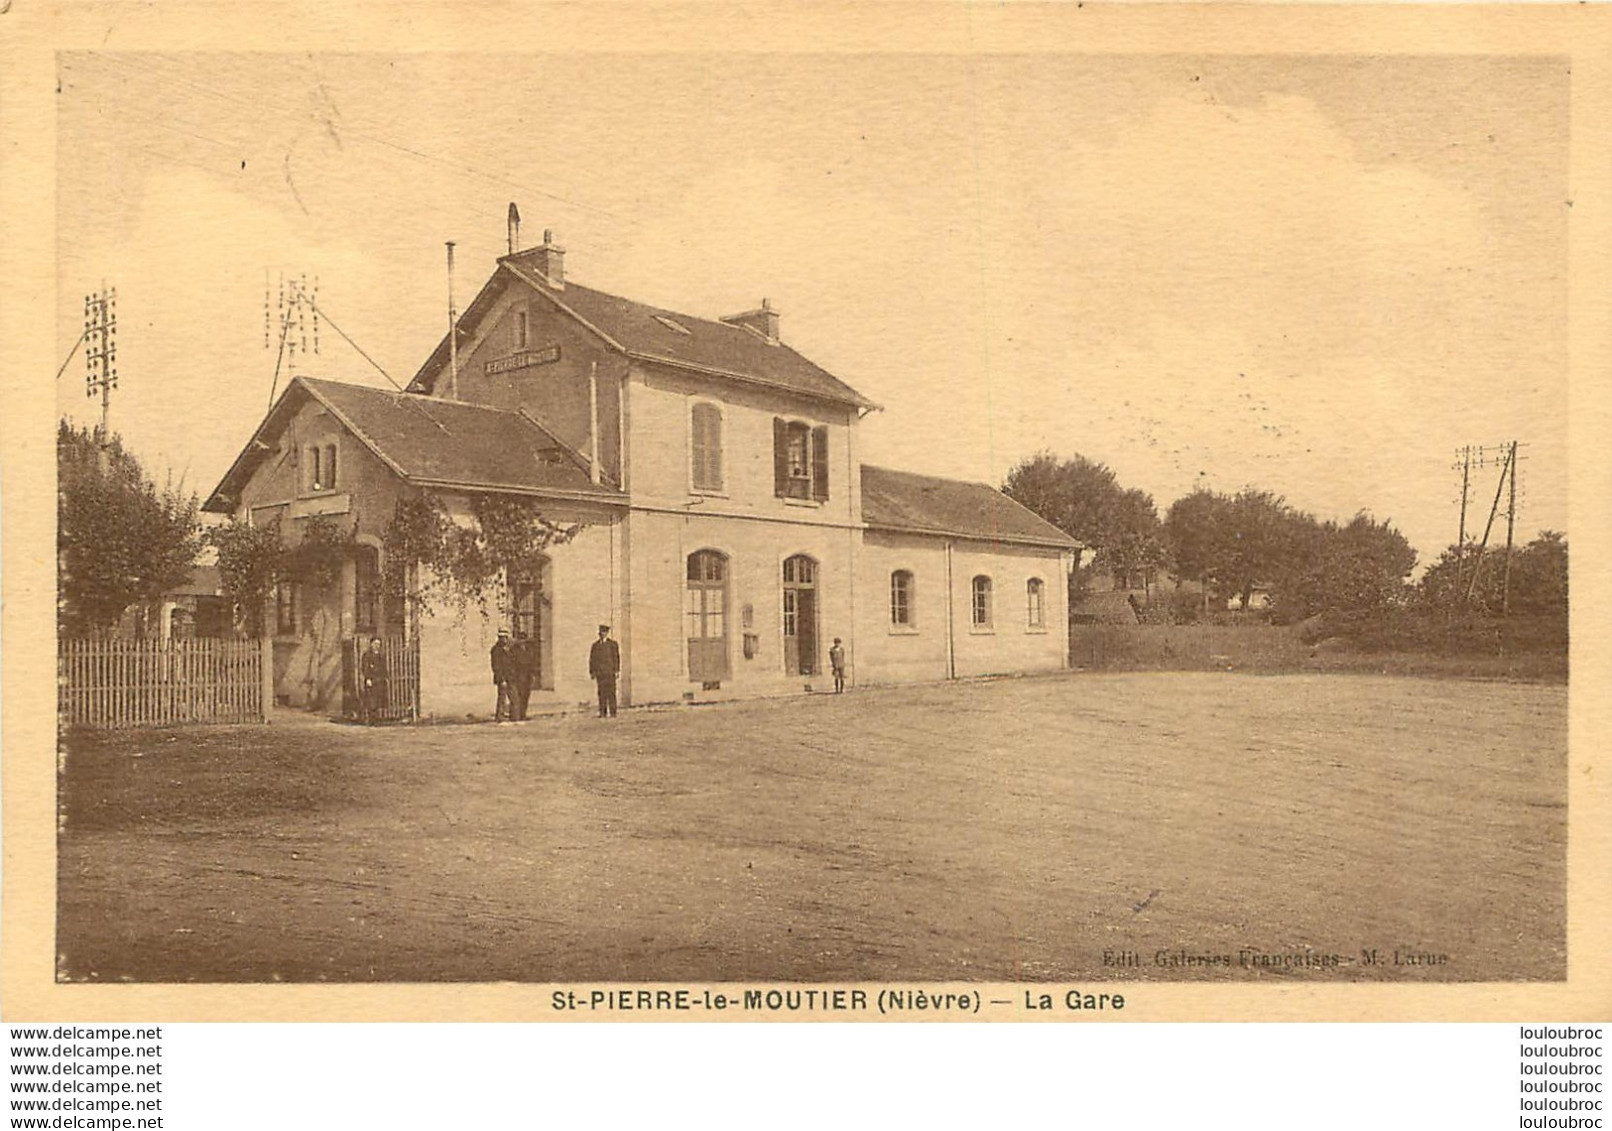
[486,346,561,376]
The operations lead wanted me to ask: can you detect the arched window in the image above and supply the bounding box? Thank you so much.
[890,570,915,628]
[690,402,724,492]
[971,575,993,630]
[306,442,338,492]
[1026,577,1046,629]
[686,550,730,683]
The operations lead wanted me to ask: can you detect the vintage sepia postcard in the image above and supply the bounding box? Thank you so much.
[2,3,1609,1023]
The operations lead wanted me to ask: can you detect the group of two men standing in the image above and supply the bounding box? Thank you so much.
[490,624,619,721]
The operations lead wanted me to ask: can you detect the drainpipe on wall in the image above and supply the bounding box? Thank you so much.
[588,361,602,485]
[945,540,956,680]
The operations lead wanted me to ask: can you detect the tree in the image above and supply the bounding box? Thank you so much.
[1275,512,1416,622]
[1161,487,1232,599]
[1162,484,1412,620]
[1222,489,1302,610]
[1003,452,1162,584]
[208,518,284,637]
[1420,530,1567,615]
[58,421,201,635]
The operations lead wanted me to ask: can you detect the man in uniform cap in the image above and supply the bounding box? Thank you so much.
[490,628,517,722]
[588,624,620,718]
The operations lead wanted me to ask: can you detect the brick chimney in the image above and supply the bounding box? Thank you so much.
[524,228,565,290]
[721,298,779,345]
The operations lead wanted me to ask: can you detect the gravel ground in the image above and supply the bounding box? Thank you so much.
[56,671,1567,983]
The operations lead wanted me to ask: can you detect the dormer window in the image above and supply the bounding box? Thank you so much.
[773,418,828,502]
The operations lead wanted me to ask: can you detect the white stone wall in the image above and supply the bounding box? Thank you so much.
[623,507,860,705]
[856,532,1071,684]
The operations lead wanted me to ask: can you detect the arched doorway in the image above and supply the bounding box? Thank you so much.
[686,550,729,684]
[783,554,819,677]
[511,556,553,690]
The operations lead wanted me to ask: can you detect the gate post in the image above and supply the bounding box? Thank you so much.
[259,595,274,723]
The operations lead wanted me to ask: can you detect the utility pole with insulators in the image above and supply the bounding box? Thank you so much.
[1457,441,1526,611]
[263,271,320,408]
[84,285,117,443]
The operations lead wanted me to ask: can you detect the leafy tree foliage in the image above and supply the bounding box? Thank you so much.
[381,491,581,616]
[58,420,201,635]
[1002,452,1162,582]
[1163,484,1414,619]
[1274,512,1417,622]
[208,518,283,636]
[208,514,357,636]
[1420,530,1568,615]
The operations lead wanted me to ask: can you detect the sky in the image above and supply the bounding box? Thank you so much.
[55,52,1570,566]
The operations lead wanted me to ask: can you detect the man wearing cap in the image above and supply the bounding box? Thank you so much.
[588,624,620,718]
[490,628,517,722]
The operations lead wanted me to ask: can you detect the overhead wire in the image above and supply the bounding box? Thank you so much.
[289,281,451,435]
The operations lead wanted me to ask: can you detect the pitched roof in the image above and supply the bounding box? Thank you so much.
[408,257,878,411]
[860,466,1079,549]
[204,377,624,513]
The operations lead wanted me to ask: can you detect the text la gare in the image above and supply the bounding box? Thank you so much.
[1026,990,1126,1011]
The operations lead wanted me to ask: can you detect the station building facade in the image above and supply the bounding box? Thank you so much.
[205,234,1077,718]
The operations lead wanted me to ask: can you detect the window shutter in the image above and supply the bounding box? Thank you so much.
[707,409,723,491]
[773,417,788,497]
[811,425,829,501]
[691,409,708,488]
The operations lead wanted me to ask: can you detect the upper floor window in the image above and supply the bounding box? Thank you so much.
[890,570,914,628]
[306,441,338,493]
[691,402,724,493]
[971,575,993,630]
[773,418,829,502]
[1026,577,1046,629]
[516,309,529,349]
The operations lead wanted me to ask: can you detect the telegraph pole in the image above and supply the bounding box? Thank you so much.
[1502,440,1519,616]
[84,284,117,457]
[1454,445,1472,596]
[263,271,320,407]
[1458,441,1526,608]
[446,241,459,401]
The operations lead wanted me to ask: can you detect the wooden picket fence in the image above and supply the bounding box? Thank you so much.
[58,637,265,728]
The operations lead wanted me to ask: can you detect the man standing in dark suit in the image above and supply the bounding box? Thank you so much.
[588,624,620,718]
[490,628,517,722]
[511,632,534,722]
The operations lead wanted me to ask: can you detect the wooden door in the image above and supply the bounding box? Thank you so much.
[783,555,818,677]
[686,551,729,683]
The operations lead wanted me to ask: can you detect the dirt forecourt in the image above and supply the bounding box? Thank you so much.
[56,671,1566,984]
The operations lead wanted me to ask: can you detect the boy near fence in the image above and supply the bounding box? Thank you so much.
[360,636,389,725]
